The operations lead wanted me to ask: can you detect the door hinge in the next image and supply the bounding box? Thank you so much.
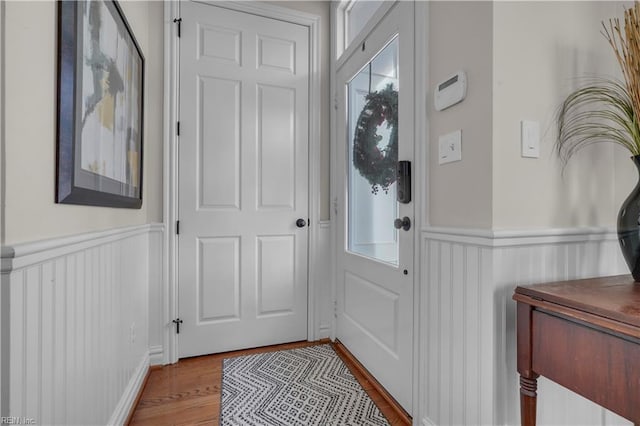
[176,220,180,235]
[173,18,182,37]
[172,318,183,334]
[333,300,338,319]
[176,121,180,136]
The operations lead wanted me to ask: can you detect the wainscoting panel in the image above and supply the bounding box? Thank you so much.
[1,224,163,425]
[423,238,494,426]
[148,229,165,366]
[493,239,630,426]
[421,228,632,426]
[315,221,332,340]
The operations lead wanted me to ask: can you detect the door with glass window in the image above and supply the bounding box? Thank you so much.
[335,1,414,413]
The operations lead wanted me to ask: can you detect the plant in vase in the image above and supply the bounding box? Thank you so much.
[556,2,640,280]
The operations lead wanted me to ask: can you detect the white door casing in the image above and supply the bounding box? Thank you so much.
[177,1,310,358]
[335,2,415,412]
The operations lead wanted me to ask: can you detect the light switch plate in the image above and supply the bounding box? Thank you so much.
[521,120,540,158]
[439,130,462,165]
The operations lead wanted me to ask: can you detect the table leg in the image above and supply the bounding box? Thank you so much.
[519,375,538,426]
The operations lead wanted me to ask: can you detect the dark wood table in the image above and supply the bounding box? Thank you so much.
[513,275,640,426]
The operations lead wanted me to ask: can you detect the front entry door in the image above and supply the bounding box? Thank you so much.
[335,2,415,412]
[178,1,310,358]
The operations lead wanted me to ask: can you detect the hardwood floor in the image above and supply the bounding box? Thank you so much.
[128,340,410,425]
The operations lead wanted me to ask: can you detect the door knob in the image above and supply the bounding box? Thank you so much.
[394,216,411,231]
[296,218,307,228]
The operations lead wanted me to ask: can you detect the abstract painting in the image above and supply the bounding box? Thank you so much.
[57,0,144,208]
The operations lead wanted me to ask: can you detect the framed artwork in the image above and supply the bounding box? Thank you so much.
[56,0,144,208]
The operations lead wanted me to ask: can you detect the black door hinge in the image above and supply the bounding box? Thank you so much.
[173,18,182,37]
[172,318,184,334]
[176,220,180,235]
[176,121,180,136]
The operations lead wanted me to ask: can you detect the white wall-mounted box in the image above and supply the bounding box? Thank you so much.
[434,71,467,111]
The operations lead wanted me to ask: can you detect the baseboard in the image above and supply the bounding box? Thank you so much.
[318,325,331,340]
[333,340,411,426]
[108,353,149,426]
[149,345,164,366]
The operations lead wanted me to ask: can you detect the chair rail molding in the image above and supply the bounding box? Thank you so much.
[422,226,617,247]
[1,223,163,273]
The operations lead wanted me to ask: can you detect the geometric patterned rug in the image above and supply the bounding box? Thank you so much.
[220,344,390,425]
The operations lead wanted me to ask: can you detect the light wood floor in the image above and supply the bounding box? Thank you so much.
[128,340,409,425]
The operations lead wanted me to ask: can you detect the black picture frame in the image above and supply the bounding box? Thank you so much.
[56,0,144,208]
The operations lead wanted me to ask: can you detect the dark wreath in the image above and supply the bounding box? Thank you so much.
[353,84,398,194]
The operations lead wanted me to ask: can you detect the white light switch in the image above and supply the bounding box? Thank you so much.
[439,130,462,165]
[521,120,540,158]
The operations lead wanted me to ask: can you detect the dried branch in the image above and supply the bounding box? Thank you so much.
[559,2,640,163]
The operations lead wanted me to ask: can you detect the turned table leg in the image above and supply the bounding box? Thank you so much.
[519,375,538,426]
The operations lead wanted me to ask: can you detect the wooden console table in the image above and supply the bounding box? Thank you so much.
[513,275,640,426]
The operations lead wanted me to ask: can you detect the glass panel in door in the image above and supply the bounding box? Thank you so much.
[347,37,399,265]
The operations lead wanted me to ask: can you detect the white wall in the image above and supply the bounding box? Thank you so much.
[0,0,4,245]
[428,1,636,231]
[421,2,638,425]
[428,1,494,229]
[492,1,634,229]
[2,1,163,245]
[0,0,165,421]
[0,2,6,417]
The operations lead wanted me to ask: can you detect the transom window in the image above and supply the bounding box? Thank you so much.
[345,0,384,46]
[335,0,386,57]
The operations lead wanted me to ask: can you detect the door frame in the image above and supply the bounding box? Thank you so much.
[329,0,429,419]
[162,0,322,364]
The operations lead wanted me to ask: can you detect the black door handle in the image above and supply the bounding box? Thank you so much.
[394,217,411,231]
[296,218,307,228]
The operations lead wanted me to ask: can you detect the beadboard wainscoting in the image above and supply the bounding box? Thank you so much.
[147,228,164,366]
[421,227,633,426]
[315,221,333,340]
[0,224,163,425]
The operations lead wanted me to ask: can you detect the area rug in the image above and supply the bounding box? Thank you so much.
[220,344,390,426]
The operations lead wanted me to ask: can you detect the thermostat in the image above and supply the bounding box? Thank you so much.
[434,71,467,111]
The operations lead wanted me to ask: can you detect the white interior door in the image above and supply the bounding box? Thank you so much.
[178,1,310,358]
[335,2,414,412]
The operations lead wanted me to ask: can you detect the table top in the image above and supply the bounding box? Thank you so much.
[514,275,640,328]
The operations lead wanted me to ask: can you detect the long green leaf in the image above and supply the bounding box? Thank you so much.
[556,77,640,163]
